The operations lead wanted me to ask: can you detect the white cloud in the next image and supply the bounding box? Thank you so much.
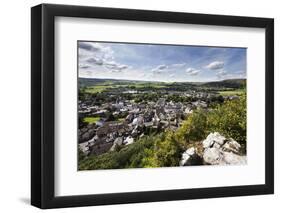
[78,42,129,73]
[79,42,102,52]
[216,70,246,80]
[105,62,129,72]
[169,74,175,77]
[86,57,104,66]
[205,61,224,70]
[157,64,168,70]
[234,70,246,76]
[216,70,227,79]
[186,67,200,76]
[152,64,168,74]
[170,63,186,68]
[79,69,95,78]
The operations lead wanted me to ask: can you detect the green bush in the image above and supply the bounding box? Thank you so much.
[79,134,157,170]
[176,109,208,145]
[153,131,182,167]
[142,131,182,167]
[176,94,246,146]
[207,95,246,144]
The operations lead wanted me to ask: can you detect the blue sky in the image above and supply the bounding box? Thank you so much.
[78,41,246,82]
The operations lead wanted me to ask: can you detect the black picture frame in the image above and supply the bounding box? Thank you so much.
[31,3,274,209]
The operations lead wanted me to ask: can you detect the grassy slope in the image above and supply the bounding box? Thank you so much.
[218,89,245,96]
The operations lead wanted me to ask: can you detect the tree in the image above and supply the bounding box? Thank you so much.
[155,131,182,167]
[175,109,208,146]
[207,94,246,144]
[142,131,182,167]
[174,94,246,149]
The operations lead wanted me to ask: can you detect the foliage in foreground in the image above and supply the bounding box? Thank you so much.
[79,133,159,170]
[79,94,246,170]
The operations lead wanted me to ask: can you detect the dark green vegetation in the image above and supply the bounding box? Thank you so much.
[78,77,246,170]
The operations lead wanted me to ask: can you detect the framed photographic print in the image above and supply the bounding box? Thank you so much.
[31,4,274,209]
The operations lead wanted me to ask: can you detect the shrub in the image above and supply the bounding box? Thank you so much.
[79,134,157,170]
[207,95,246,144]
[142,131,182,167]
[175,94,246,146]
[176,109,208,145]
[153,131,182,167]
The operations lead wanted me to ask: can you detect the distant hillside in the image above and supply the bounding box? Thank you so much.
[79,77,246,89]
[78,78,152,87]
[201,79,246,89]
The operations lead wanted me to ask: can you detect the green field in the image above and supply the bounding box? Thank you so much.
[84,85,110,94]
[83,116,100,124]
[83,82,167,94]
[218,89,245,96]
[133,83,166,89]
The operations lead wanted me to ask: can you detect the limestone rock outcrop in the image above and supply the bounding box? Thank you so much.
[180,132,246,166]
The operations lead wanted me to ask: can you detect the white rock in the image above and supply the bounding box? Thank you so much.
[202,132,226,148]
[179,147,195,166]
[202,132,246,165]
[213,142,221,149]
[203,147,246,165]
[186,147,195,155]
[222,138,241,154]
[179,153,191,166]
[203,147,222,165]
[222,152,247,165]
[179,147,203,166]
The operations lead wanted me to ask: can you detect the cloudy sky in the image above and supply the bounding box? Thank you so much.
[78,41,246,82]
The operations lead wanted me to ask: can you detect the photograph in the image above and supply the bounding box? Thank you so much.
[29,3,274,209]
[78,41,247,170]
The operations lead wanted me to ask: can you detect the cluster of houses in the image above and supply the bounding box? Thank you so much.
[78,93,214,156]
